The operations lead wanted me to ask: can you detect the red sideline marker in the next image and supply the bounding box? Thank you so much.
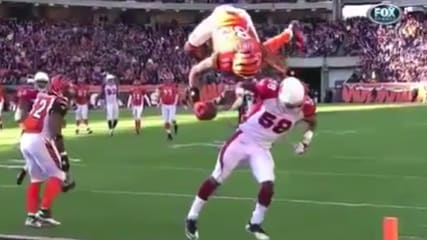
[383,217,398,240]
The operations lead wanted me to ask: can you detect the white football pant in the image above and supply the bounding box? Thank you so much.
[106,102,119,120]
[132,105,144,120]
[188,4,259,47]
[20,134,66,183]
[161,104,176,124]
[211,130,275,184]
[75,104,89,121]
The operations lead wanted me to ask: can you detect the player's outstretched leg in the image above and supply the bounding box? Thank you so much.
[25,182,42,228]
[75,120,80,135]
[135,119,141,135]
[165,122,173,141]
[107,120,113,136]
[246,181,274,240]
[173,120,178,135]
[185,177,220,240]
[37,177,63,226]
[83,119,93,134]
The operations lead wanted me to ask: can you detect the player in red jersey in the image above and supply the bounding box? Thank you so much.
[185,5,304,102]
[185,77,317,240]
[15,78,39,125]
[74,79,93,135]
[127,80,146,135]
[159,77,179,141]
[0,85,4,129]
[20,71,74,228]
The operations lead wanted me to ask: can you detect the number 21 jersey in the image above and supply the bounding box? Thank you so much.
[23,93,68,135]
[238,79,316,149]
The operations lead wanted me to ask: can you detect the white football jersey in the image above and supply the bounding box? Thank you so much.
[104,84,118,104]
[239,99,306,149]
[238,78,316,149]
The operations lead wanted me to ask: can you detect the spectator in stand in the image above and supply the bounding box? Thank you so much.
[0,11,425,85]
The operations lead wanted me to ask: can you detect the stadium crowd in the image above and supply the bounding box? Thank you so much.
[0,11,426,85]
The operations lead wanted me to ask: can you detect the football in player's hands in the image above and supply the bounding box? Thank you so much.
[194,101,217,121]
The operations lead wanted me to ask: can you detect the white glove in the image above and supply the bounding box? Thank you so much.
[294,130,314,155]
[294,142,307,155]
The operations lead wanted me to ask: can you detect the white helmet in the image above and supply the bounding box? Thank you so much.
[34,71,50,91]
[105,73,115,84]
[278,77,305,111]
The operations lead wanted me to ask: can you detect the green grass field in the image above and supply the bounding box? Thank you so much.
[1,104,427,240]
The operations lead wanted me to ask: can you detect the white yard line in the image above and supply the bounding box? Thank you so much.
[2,158,427,181]
[2,185,425,211]
[0,234,80,240]
[89,189,427,211]
[144,165,427,181]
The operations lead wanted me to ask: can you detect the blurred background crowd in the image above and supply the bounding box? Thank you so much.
[0,7,426,85]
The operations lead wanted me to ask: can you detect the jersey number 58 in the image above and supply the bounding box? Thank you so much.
[258,112,292,134]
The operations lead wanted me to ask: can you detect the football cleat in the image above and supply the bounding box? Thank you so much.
[167,133,173,141]
[16,168,27,185]
[75,129,79,135]
[25,215,42,228]
[246,222,270,240]
[185,219,199,240]
[109,129,114,137]
[36,209,61,226]
[87,128,93,134]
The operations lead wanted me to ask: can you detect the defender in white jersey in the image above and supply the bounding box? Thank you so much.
[185,77,317,240]
[102,74,119,136]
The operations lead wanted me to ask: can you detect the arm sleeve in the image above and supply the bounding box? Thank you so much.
[262,29,293,55]
[302,97,316,118]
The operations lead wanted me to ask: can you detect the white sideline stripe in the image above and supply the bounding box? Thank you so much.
[400,236,427,240]
[89,189,427,211]
[0,234,80,240]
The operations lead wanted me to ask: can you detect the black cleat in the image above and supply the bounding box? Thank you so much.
[16,168,27,185]
[87,129,93,134]
[62,176,76,193]
[185,219,199,240]
[245,222,270,240]
[167,133,173,141]
[75,129,79,135]
[173,124,178,135]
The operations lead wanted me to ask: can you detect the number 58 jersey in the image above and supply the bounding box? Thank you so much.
[238,79,316,149]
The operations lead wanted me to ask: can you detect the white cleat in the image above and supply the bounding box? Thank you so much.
[25,215,42,228]
[246,223,270,240]
[36,209,61,226]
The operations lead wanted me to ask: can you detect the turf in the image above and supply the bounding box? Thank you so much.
[1,104,427,240]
